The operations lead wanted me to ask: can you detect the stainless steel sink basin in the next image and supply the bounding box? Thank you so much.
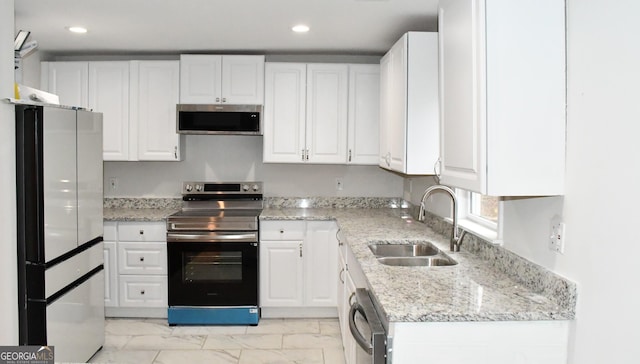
[376,256,458,267]
[369,242,440,257]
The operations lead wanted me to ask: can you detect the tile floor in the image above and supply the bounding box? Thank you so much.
[89,318,346,364]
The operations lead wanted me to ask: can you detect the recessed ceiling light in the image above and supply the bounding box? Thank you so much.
[292,24,310,33]
[67,26,88,34]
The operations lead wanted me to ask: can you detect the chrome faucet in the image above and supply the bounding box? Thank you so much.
[418,185,464,252]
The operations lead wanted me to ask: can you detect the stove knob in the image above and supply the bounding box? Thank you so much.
[252,184,260,192]
[195,184,202,192]
[185,184,193,192]
[242,184,250,191]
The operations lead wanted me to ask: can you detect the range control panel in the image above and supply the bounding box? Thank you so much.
[182,182,262,195]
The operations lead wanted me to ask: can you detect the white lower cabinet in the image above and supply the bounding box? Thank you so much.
[103,241,118,308]
[260,220,338,317]
[389,320,570,364]
[103,221,168,318]
[337,240,365,364]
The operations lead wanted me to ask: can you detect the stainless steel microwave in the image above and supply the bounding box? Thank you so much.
[176,104,262,135]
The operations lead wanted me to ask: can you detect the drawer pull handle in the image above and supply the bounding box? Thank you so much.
[139,257,145,262]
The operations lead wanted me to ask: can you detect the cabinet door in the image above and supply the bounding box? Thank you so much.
[387,39,408,173]
[304,221,338,306]
[348,64,380,165]
[130,61,181,161]
[263,63,307,163]
[438,0,486,193]
[221,55,265,104]
[41,62,89,108]
[88,62,130,161]
[260,240,304,307]
[117,242,167,275]
[118,275,168,308]
[379,54,392,168]
[306,64,349,164]
[103,241,118,308]
[179,55,222,103]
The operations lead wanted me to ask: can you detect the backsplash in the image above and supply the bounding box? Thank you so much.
[264,197,408,209]
[103,197,181,209]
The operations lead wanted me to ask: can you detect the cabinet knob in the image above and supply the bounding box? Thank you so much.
[216,97,220,102]
[280,229,284,234]
[140,290,145,295]
[222,97,227,103]
[139,256,145,262]
[139,230,144,235]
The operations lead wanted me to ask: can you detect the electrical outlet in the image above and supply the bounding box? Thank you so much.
[109,177,118,191]
[335,178,344,191]
[549,215,565,254]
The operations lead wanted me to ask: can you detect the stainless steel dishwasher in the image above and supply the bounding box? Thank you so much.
[349,288,388,363]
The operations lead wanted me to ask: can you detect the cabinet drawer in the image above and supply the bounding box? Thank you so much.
[118,242,167,275]
[104,222,117,241]
[260,221,305,240]
[118,275,167,307]
[118,221,166,241]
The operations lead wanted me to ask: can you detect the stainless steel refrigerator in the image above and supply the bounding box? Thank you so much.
[15,103,105,363]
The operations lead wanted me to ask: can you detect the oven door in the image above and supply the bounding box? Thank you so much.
[167,235,258,307]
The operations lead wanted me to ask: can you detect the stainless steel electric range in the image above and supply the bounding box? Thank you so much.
[166,182,263,325]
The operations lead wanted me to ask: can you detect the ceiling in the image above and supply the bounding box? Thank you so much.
[14,0,439,56]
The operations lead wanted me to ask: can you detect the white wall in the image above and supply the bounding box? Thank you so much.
[105,135,403,197]
[405,1,640,362]
[0,0,18,345]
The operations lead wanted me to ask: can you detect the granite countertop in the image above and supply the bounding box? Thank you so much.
[103,198,575,324]
[103,198,180,222]
[103,207,178,222]
[261,207,576,324]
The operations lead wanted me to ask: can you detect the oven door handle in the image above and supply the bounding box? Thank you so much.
[349,300,374,355]
[167,232,258,242]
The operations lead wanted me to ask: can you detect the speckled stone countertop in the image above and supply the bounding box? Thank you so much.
[103,197,576,323]
[103,198,180,221]
[261,207,576,323]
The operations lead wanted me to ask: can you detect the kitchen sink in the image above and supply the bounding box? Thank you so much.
[369,242,440,257]
[376,256,458,267]
[368,241,457,267]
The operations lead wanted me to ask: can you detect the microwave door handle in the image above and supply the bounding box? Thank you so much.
[348,301,374,354]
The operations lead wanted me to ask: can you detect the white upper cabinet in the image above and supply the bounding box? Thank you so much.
[438,0,566,196]
[264,62,348,164]
[379,32,439,175]
[263,63,307,163]
[130,61,182,161]
[41,61,89,108]
[42,60,182,162]
[179,55,264,104]
[264,62,378,165]
[347,64,380,165]
[88,62,130,161]
[305,64,349,164]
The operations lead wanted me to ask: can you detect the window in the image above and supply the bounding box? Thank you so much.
[469,192,499,227]
[457,189,502,243]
